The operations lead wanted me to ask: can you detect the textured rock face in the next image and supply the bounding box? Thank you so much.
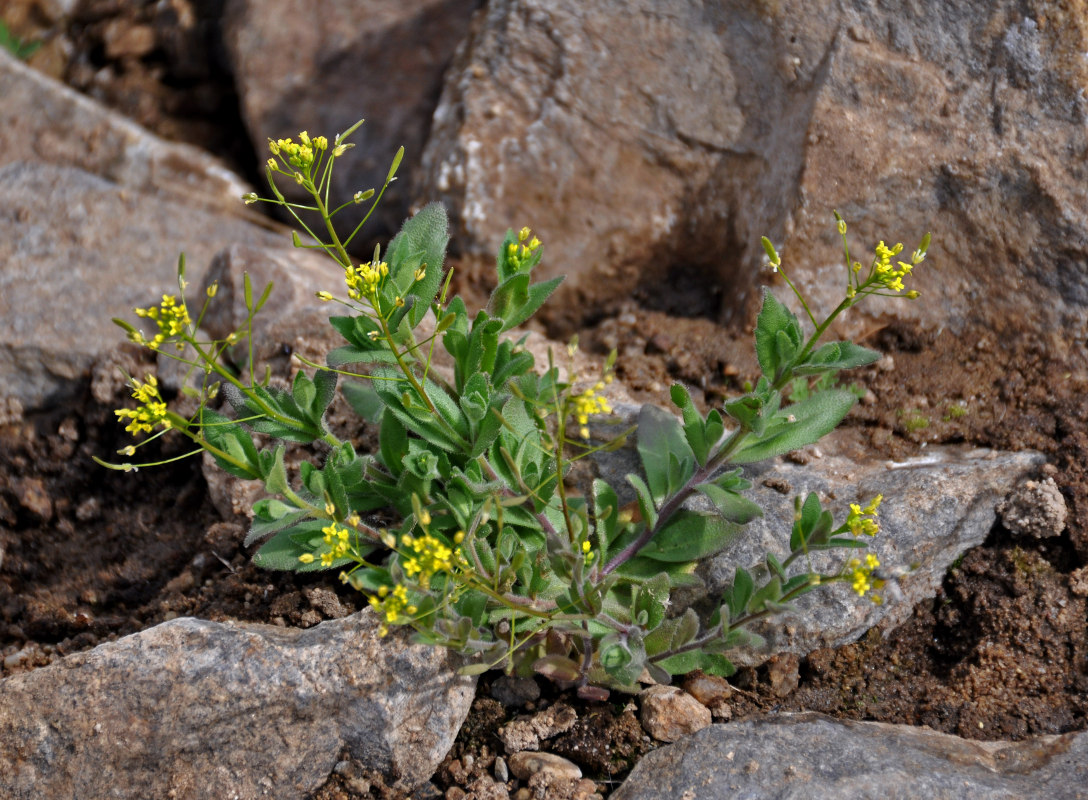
[593,408,1044,665]
[0,48,251,215]
[0,611,475,799]
[223,0,481,235]
[0,162,286,410]
[417,0,1088,336]
[610,713,1088,800]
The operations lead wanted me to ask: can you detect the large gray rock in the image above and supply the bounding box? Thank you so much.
[593,409,1043,665]
[0,611,475,799]
[0,162,285,410]
[701,444,1045,663]
[418,0,1088,335]
[0,48,252,215]
[611,713,1088,800]
[223,0,481,235]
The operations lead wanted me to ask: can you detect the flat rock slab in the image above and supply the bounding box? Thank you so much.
[0,161,285,410]
[0,48,251,215]
[594,409,1044,665]
[611,713,1088,800]
[700,445,1044,663]
[0,611,475,799]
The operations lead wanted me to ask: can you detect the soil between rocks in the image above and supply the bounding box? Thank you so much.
[2,3,1088,798]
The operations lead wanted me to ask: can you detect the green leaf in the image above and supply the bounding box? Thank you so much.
[754,289,802,380]
[671,608,700,649]
[634,573,670,630]
[615,556,704,589]
[655,650,734,677]
[626,473,658,532]
[793,341,881,375]
[731,389,857,464]
[341,381,384,423]
[637,404,695,504]
[638,510,740,563]
[262,444,290,495]
[592,479,620,553]
[386,202,449,328]
[694,482,762,525]
[727,567,754,620]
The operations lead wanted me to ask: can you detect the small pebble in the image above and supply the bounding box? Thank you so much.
[638,685,711,742]
[494,756,509,783]
[507,751,582,782]
[490,675,541,708]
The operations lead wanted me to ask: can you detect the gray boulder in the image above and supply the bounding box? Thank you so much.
[223,0,481,235]
[611,713,1088,800]
[0,611,475,799]
[0,162,284,410]
[418,0,1088,335]
[593,407,1043,665]
[0,48,251,215]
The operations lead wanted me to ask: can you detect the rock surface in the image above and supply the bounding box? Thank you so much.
[593,406,1044,665]
[0,611,475,799]
[0,48,251,215]
[610,713,1088,800]
[638,685,712,743]
[223,0,481,234]
[0,162,286,410]
[418,0,1088,337]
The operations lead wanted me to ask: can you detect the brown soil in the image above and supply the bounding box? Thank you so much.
[3,3,1088,798]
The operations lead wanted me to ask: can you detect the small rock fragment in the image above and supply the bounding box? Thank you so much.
[464,773,511,800]
[765,652,801,697]
[998,477,1067,538]
[494,755,509,783]
[681,672,733,718]
[638,685,711,743]
[499,703,578,752]
[1070,566,1088,597]
[13,477,52,521]
[507,751,582,781]
[490,675,541,708]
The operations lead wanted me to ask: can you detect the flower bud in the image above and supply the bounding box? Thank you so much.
[241,192,258,205]
[354,188,375,204]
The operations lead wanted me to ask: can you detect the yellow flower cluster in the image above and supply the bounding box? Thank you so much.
[852,240,925,297]
[297,520,356,567]
[267,130,328,172]
[572,378,613,439]
[846,553,882,597]
[846,495,882,537]
[131,295,191,349]
[369,584,417,635]
[114,375,169,435]
[506,226,542,270]
[345,260,389,302]
[401,531,465,588]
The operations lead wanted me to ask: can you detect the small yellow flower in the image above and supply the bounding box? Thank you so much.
[298,553,315,564]
[316,290,334,302]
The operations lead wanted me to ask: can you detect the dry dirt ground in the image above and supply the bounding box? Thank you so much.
[2,2,1088,798]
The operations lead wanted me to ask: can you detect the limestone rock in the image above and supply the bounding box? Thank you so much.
[638,685,712,743]
[611,713,1088,800]
[0,611,475,799]
[592,406,1044,665]
[417,0,749,328]
[0,47,252,215]
[222,0,480,235]
[998,476,1067,538]
[419,0,1088,337]
[0,162,286,410]
[698,444,1045,665]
